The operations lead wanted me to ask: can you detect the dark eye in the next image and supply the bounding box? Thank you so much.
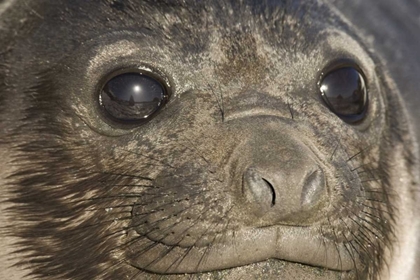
[319,66,368,123]
[99,71,169,125]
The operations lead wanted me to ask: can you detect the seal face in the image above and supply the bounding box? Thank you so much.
[0,0,418,280]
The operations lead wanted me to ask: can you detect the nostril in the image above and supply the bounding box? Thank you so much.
[262,178,276,206]
[242,168,277,212]
[301,169,326,209]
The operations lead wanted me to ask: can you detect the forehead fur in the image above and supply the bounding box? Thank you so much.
[6,0,340,61]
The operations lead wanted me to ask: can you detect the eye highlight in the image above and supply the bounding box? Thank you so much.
[99,70,169,125]
[319,66,368,123]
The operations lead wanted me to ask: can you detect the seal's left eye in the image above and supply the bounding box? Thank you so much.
[319,66,368,123]
[99,71,168,124]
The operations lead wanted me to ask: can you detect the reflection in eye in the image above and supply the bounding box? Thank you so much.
[319,66,368,123]
[100,72,168,124]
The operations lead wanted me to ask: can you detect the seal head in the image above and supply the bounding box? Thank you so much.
[0,0,417,279]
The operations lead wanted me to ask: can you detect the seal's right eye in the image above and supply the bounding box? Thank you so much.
[319,66,368,123]
[99,71,169,125]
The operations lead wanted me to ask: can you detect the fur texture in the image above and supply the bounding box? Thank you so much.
[0,1,419,279]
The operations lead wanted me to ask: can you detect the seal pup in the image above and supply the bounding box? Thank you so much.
[0,0,419,279]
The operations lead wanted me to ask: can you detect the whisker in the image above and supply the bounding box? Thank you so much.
[287,99,294,120]
[195,205,235,272]
[326,217,344,273]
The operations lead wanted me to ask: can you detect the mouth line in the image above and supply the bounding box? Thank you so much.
[130,224,356,274]
[223,109,295,123]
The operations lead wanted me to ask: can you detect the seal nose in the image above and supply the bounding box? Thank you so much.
[241,156,327,224]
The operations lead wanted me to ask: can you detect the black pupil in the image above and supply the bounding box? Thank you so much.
[100,72,166,123]
[320,67,367,121]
